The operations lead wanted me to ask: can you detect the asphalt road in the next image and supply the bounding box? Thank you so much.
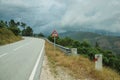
[0,37,45,80]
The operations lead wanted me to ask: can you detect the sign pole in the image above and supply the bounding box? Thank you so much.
[52,29,58,54]
[54,36,55,48]
[54,36,56,53]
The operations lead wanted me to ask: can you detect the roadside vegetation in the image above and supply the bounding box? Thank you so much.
[0,19,33,45]
[60,31,120,55]
[0,28,21,45]
[33,32,45,37]
[48,36,120,74]
[45,41,120,80]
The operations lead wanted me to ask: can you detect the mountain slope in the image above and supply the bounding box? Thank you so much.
[45,41,120,80]
[0,28,22,45]
[60,31,120,55]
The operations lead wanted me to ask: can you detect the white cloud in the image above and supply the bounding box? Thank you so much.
[61,0,120,32]
[0,0,120,33]
[1,0,29,7]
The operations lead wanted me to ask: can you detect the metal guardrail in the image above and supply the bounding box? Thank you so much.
[45,39,71,54]
[55,44,71,54]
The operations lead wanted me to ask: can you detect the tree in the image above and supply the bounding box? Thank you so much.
[103,56,110,66]
[61,37,73,46]
[22,26,33,36]
[21,22,26,29]
[48,35,54,42]
[38,33,45,37]
[80,40,91,48]
[72,40,81,48]
[95,41,99,48]
[9,19,16,27]
[16,22,20,26]
[9,27,21,36]
[8,19,21,36]
[0,20,7,28]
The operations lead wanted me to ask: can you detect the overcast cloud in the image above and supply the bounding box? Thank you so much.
[0,0,120,33]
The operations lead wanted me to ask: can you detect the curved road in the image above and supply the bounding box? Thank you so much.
[0,37,45,80]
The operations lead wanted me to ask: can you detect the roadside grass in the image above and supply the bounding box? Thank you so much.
[45,41,120,80]
[0,28,22,45]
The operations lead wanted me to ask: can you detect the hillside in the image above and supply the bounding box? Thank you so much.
[60,31,120,55]
[45,41,120,80]
[0,28,22,45]
[60,31,102,41]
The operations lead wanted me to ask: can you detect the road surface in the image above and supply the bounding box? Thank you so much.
[0,37,45,80]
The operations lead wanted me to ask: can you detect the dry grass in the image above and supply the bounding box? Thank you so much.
[0,28,22,45]
[45,41,120,80]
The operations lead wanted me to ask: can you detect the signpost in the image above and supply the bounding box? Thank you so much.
[51,30,58,53]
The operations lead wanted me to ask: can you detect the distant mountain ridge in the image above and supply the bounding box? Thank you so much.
[59,31,120,55]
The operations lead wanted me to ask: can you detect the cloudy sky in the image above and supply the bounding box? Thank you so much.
[0,0,120,33]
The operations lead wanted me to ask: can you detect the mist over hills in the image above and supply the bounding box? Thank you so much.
[59,31,120,55]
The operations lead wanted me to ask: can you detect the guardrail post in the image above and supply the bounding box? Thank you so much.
[71,48,77,55]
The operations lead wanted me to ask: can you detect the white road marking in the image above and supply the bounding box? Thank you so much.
[13,42,31,51]
[29,44,44,80]
[0,53,8,58]
[0,41,32,58]
[13,45,24,51]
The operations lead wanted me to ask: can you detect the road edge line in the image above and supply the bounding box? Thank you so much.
[29,42,45,80]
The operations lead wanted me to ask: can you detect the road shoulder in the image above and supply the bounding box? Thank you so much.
[40,56,77,80]
[40,56,56,80]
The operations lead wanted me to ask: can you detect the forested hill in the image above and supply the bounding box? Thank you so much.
[0,19,33,45]
[59,31,120,55]
[48,32,120,74]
